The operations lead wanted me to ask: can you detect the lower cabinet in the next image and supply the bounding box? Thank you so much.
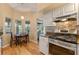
[39,36,49,55]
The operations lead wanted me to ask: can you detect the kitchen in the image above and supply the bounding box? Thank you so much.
[0,3,79,55]
[38,3,79,55]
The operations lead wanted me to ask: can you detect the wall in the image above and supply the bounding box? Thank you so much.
[29,12,43,43]
[0,4,14,47]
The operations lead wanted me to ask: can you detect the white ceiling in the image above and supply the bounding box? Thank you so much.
[9,3,65,12]
[9,3,37,12]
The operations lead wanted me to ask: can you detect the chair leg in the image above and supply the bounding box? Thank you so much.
[19,39,22,46]
[10,39,12,47]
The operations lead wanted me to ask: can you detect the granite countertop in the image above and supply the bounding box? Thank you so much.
[49,32,79,44]
[49,35,77,44]
[40,32,53,38]
[52,32,78,36]
[40,32,78,44]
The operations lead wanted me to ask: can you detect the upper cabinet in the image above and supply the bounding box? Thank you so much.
[40,3,78,26]
[43,11,53,26]
[77,4,79,25]
[52,3,77,18]
[63,4,76,16]
[53,6,63,18]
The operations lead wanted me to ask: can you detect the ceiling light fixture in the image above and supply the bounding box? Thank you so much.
[21,16,24,19]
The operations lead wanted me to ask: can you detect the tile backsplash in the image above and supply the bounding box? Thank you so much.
[56,21,77,33]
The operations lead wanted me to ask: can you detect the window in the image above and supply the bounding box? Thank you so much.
[25,20,30,34]
[16,20,22,34]
[5,17,12,34]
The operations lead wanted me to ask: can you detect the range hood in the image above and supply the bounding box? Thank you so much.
[54,18,76,22]
[54,13,77,22]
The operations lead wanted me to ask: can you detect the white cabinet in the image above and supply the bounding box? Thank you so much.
[57,7,63,17]
[43,11,53,26]
[39,36,49,54]
[74,4,78,12]
[43,17,53,26]
[52,8,58,18]
[53,7,63,18]
[52,3,76,18]
[63,3,76,15]
[77,4,79,25]
[41,3,77,26]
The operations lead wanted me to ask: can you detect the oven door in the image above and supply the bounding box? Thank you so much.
[49,39,76,55]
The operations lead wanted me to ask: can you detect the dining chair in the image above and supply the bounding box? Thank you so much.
[25,34,29,43]
[10,32,16,47]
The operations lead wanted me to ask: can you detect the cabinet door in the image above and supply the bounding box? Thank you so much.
[63,3,75,15]
[53,8,58,18]
[43,12,53,26]
[45,17,53,26]
[59,7,63,17]
[53,7,63,18]
[57,7,63,17]
[39,36,49,54]
[77,4,79,25]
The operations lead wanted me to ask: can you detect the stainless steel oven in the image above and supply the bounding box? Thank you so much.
[49,38,77,55]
